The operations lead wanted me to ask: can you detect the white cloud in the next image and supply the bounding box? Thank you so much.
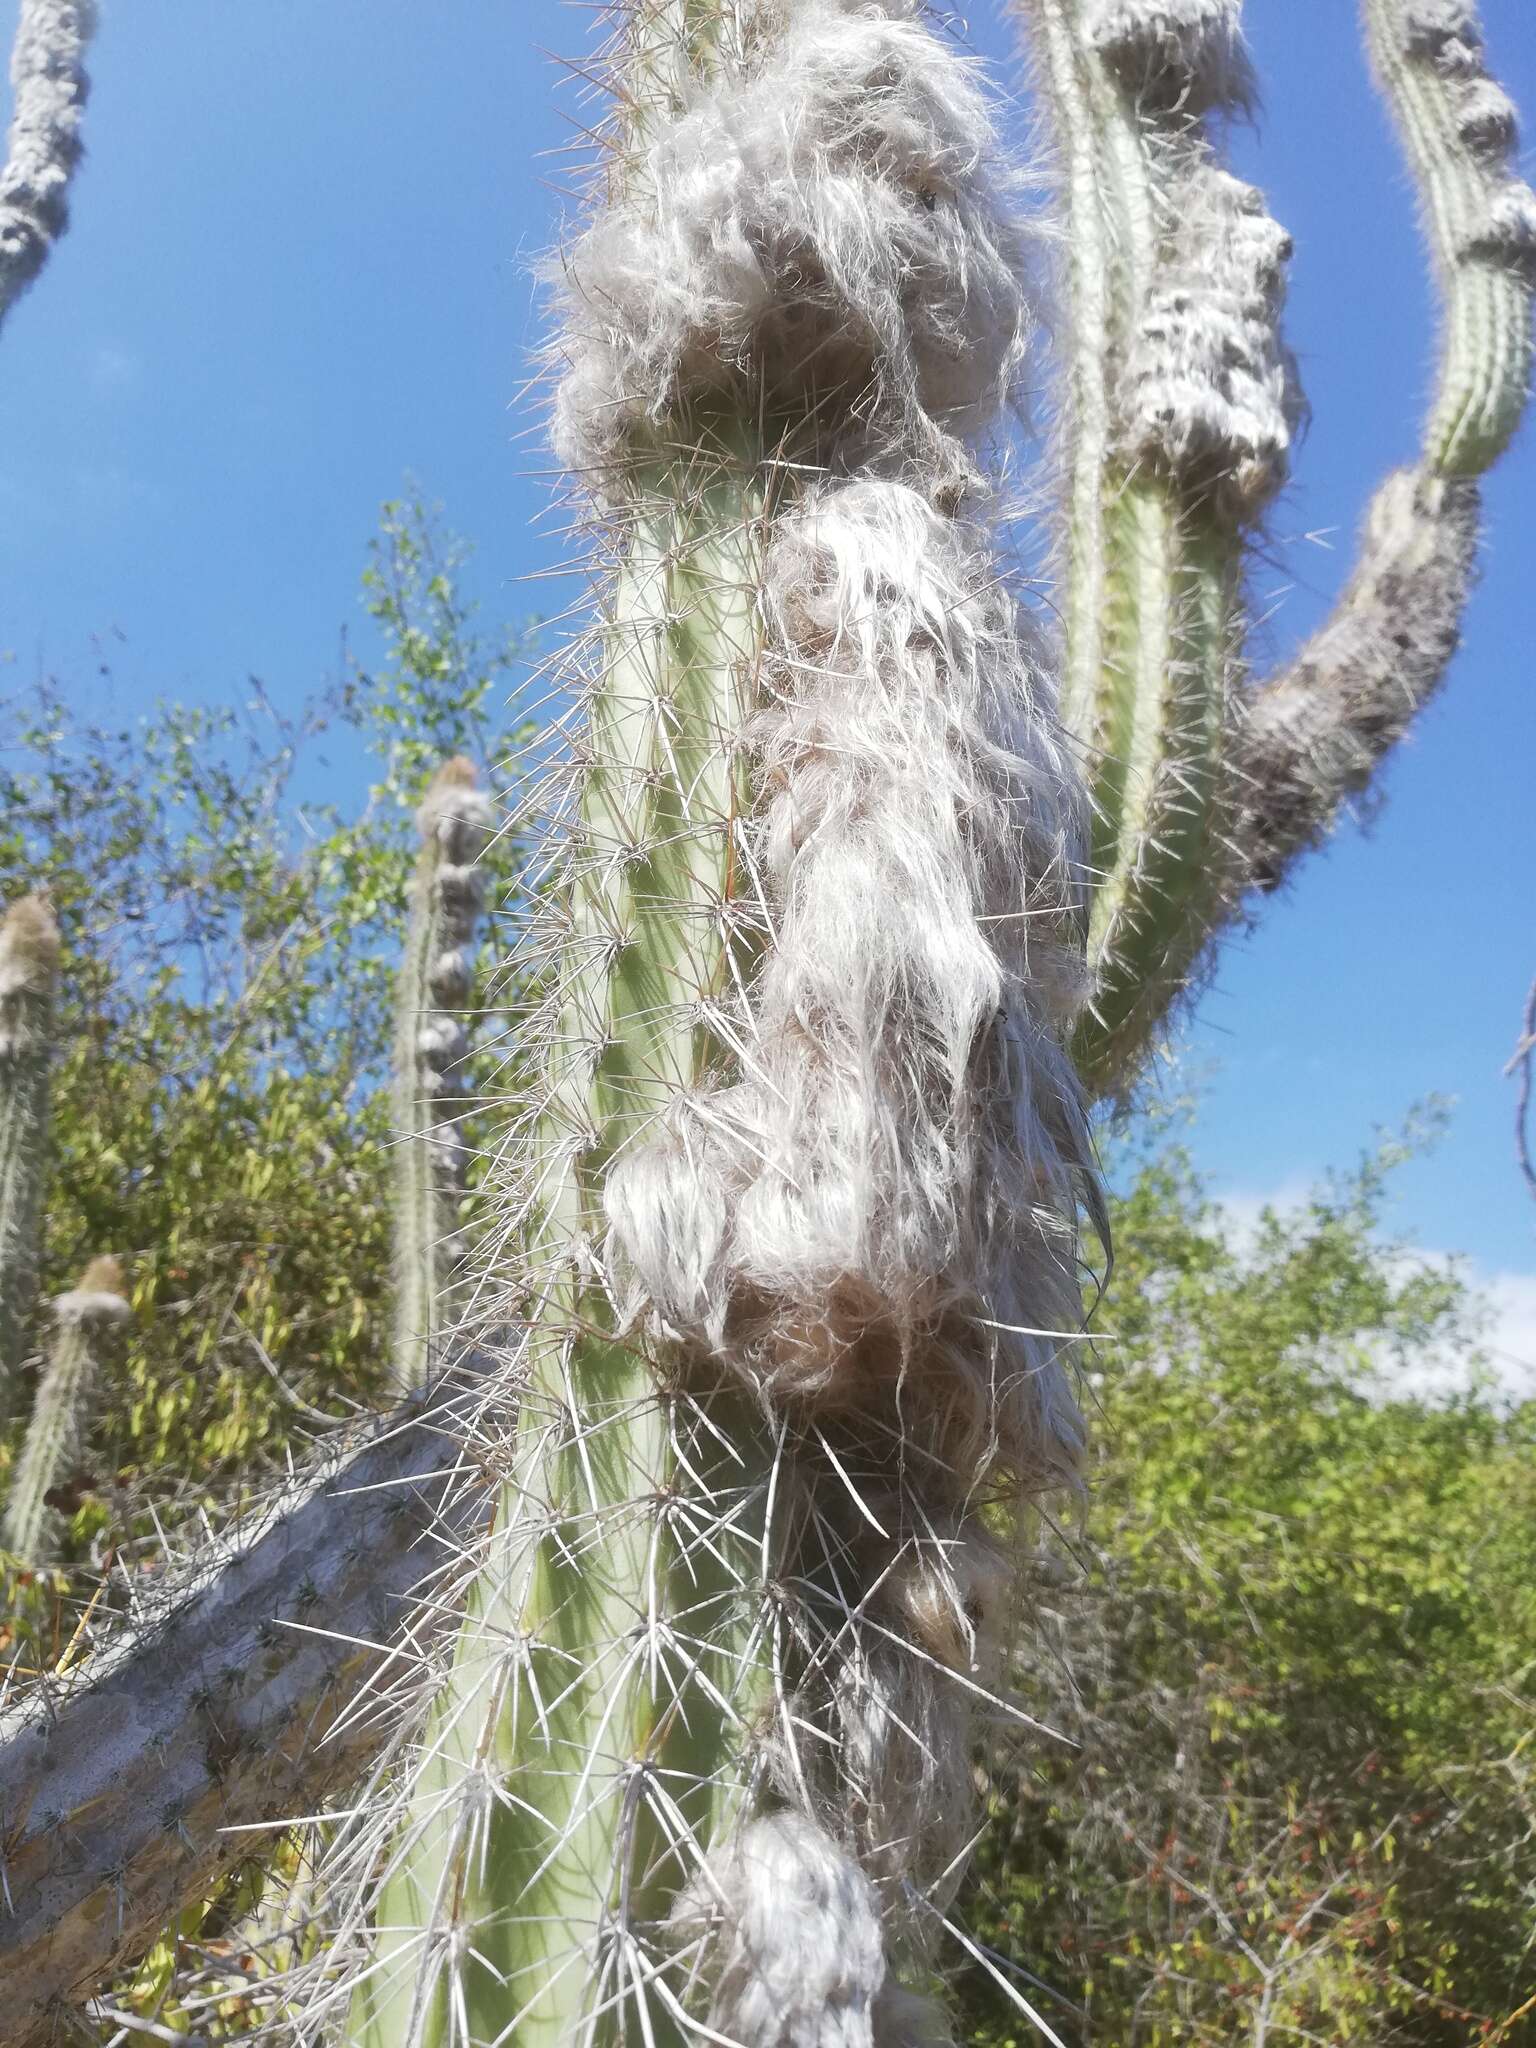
[89,343,140,393]
[1207,1182,1535,1407]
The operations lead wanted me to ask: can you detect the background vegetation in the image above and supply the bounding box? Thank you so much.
[3,503,1531,2042]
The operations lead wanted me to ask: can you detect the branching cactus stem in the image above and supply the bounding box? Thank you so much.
[0,892,59,1410]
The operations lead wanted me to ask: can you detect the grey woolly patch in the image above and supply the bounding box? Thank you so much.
[1085,0,1251,116]
[1396,0,1536,276]
[1401,1,1481,61]
[674,1813,889,2048]
[871,1983,953,2048]
[1466,180,1536,275]
[1454,77,1519,159]
[605,478,1094,1494]
[1120,165,1296,512]
[0,0,96,324]
[51,1287,131,1327]
[1237,467,1480,893]
[552,0,1038,485]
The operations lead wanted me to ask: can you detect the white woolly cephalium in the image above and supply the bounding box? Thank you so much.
[551,0,1037,485]
[0,0,96,328]
[1085,0,1249,114]
[1120,165,1296,513]
[1237,468,1480,890]
[606,479,1095,1497]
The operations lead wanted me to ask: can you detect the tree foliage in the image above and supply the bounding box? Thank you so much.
[963,1132,1536,2044]
[0,501,531,1579]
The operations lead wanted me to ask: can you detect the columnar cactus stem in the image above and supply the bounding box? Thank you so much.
[0,1368,491,2045]
[1015,0,1295,1095]
[393,758,495,1391]
[1236,0,1534,888]
[0,893,60,1411]
[0,0,97,332]
[2,1254,127,1563]
[335,4,1097,2045]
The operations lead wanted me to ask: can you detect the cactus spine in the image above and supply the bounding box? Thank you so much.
[3,1254,127,1563]
[0,894,59,1413]
[393,757,495,1391]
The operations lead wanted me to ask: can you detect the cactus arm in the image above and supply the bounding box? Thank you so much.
[1235,0,1534,893]
[0,1369,490,2047]
[2,1255,126,1562]
[0,0,97,332]
[1363,0,1534,474]
[392,759,495,1392]
[351,415,773,2048]
[0,895,58,1410]
[1013,0,1293,1096]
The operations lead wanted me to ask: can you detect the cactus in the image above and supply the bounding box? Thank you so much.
[1017,0,1533,1093]
[1236,0,1536,891]
[0,893,59,1411]
[392,757,495,1391]
[0,1366,491,2040]
[2,1254,127,1563]
[0,0,98,332]
[0,2,1530,2042]
[1015,0,1296,1093]
[336,5,1096,2044]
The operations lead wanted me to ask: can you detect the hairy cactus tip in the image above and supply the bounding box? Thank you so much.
[3,1254,129,1565]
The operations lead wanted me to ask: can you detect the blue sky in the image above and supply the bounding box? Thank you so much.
[1,1,1532,1361]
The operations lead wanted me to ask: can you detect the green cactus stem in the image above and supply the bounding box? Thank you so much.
[392,757,495,1392]
[0,893,59,1410]
[1016,0,1295,1096]
[1237,0,1535,886]
[3,1254,128,1564]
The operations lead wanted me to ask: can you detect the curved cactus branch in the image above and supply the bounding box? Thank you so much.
[392,758,495,1391]
[1235,0,1534,894]
[2,1254,127,1562]
[0,0,97,333]
[0,1365,494,2048]
[0,894,58,1409]
[1013,0,1296,1096]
